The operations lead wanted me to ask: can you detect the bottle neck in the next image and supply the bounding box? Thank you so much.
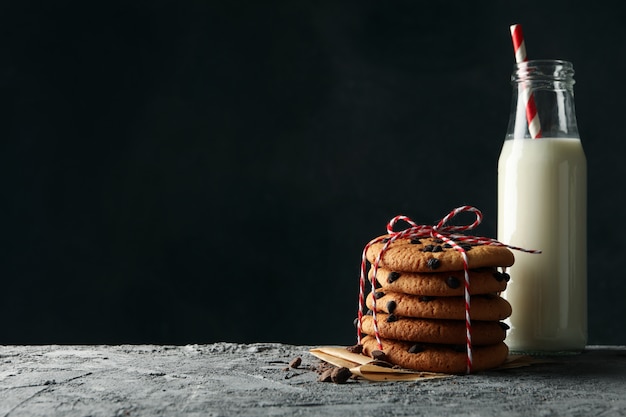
[506,60,579,139]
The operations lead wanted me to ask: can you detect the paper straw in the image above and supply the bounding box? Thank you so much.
[510,24,542,139]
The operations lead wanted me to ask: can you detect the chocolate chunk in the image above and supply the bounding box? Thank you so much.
[387,271,401,283]
[318,369,333,382]
[443,243,452,248]
[370,360,394,368]
[461,244,473,251]
[502,272,511,282]
[289,357,302,368]
[446,276,461,289]
[410,238,421,244]
[427,258,441,269]
[432,245,443,252]
[386,313,398,323]
[386,300,397,313]
[331,367,352,384]
[374,291,385,299]
[346,344,363,354]
[499,322,511,331]
[422,245,434,252]
[371,350,387,361]
[408,344,425,354]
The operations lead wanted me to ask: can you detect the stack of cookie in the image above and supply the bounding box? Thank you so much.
[358,236,514,374]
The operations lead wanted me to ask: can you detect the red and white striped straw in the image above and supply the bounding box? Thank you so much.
[510,24,542,139]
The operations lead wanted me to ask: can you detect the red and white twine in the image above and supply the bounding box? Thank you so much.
[356,205,540,374]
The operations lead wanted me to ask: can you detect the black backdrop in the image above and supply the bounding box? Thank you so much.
[2,1,625,346]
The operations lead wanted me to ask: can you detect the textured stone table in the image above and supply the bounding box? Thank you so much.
[1,344,625,416]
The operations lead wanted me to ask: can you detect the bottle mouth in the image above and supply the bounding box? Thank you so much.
[512,59,575,83]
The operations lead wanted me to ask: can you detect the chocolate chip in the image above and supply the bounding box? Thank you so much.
[502,272,511,282]
[386,314,398,323]
[419,295,435,302]
[427,258,441,269]
[499,322,511,330]
[387,271,401,283]
[410,238,421,244]
[493,272,504,282]
[446,276,461,289]
[374,291,385,299]
[331,367,352,384]
[381,238,390,243]
[433,238,443,243]
[371,350,387,361]
[422,245,434,252]
[346,344,363,354]
[432,245,443,252]
[461,244,472,251]
[386,300,397,313]
[408,344,425,354]
[443,243,452,248]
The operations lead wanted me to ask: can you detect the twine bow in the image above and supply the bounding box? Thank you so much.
[356,205,540,374]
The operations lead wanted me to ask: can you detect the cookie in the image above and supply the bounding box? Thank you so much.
[359,314,506,345]
[366,236,514,272]
[369,267,509,296]
[366,291,512,321]
[361,335,509,373]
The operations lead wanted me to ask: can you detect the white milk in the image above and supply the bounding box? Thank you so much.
[498,137,587,353]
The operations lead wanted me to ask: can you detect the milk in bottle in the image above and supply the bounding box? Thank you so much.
[498,60,587,353]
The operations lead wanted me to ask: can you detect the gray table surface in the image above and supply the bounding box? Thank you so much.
[1,343,625,417]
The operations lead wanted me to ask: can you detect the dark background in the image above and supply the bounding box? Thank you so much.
[2,1,625,346]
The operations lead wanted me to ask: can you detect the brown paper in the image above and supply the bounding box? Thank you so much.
[310,346,540,382]
[309,346,449,382]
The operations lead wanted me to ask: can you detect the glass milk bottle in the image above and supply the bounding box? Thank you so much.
[498,60,587,354]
